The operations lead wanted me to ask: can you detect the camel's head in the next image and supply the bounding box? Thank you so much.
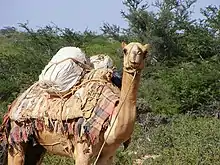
[122,42,150,72]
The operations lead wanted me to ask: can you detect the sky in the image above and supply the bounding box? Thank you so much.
[0,0,220,33]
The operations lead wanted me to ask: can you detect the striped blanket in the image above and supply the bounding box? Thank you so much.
[83,84,119,143]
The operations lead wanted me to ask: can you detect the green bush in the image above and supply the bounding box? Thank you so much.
[139,61,220,115]
[143,115,220,164]
[125,115,220,165]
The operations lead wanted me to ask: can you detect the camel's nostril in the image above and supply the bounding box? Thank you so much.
[131,61,137,64]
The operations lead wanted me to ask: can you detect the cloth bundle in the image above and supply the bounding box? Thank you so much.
[38,47,89,94]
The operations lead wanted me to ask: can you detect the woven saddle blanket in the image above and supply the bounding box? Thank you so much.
[5,68,120,145]
[8,70,120,123]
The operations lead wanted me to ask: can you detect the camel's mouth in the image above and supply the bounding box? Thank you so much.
[130,61,141,68]
[129,60,144,70]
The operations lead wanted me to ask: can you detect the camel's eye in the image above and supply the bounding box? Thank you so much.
[123,48,127,55]
[143,50,148,58]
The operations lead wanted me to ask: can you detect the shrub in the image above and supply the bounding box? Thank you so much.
[130,115,220,165]
[139,61,220,116]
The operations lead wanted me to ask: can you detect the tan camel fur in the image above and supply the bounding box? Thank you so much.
[5,42,150,165]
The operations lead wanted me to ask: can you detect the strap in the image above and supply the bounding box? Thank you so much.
[49,57,93,70]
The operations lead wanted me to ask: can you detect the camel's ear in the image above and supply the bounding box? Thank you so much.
[142,44,151,58]
[121,42,127,48]
[143,44,151,52]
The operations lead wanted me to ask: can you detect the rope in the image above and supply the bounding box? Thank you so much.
[93,70,137,165]
[48,57,92,71]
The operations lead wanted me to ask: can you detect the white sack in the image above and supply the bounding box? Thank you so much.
[90,54,113,69]
[39,47,88,93]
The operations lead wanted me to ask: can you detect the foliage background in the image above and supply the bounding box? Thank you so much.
[0,0,220,164]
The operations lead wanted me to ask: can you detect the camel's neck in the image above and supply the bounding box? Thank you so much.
[120,70,140,104]
[114,70,141,139]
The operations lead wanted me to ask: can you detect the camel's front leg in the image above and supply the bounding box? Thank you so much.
[95,144,119,165]
[74,141,92,165]
[8,146,25,165]
[95,155,113,165]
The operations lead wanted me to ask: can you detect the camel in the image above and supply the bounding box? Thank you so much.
[0,41,150,165]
